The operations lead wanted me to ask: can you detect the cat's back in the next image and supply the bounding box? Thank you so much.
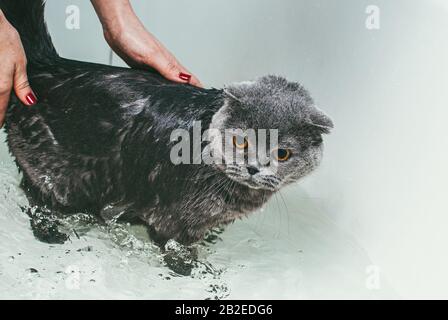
[4,58,222,211]
[7,59,210,156]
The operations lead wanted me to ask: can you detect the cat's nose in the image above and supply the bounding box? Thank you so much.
[247,166,260,175]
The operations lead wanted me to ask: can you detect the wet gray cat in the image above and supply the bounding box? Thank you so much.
[2,0,333,245]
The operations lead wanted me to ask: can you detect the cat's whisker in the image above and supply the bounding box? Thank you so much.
[273,193,284,237]
[216,178,234,196]
[201,178,227,198]
[278,190,291,237]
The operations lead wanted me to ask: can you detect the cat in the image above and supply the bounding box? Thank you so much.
[1,0,333,245]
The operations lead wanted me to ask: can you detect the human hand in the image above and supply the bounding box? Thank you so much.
[0,10,37,128]
[91,0,202,87]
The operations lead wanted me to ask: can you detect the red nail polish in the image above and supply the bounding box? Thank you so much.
[25,92,37,106]
[179,72,192,82]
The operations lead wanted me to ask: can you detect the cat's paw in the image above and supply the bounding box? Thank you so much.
[22,206,69,244]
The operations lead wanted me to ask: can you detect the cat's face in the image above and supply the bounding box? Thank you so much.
[207,75,333,191]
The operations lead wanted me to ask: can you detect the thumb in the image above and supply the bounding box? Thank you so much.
[13,62,37,106]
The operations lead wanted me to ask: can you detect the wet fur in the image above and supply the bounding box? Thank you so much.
[1,0,332,245]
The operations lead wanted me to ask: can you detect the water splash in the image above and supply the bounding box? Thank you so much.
[0,137,395,299]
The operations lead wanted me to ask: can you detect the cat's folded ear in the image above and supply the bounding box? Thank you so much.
[307,107,334,134]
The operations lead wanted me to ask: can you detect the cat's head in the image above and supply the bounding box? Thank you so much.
[207,75,333,191]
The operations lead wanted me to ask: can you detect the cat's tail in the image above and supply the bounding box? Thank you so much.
[0,0,58,64]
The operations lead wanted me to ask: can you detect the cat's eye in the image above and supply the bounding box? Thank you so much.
[233,135,248,149]
[274,148,291,162]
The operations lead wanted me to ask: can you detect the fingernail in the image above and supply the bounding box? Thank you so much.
[179,72,192,82]
[25,92,37,106]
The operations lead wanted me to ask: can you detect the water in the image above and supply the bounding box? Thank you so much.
[0,131,396,299]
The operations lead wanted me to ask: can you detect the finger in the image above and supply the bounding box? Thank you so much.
[0,75,13,128]
[152,54,203,87]
[176,64,203,88]
[159,57,189,83]
[188,74,203,88]
[13,62,37,106]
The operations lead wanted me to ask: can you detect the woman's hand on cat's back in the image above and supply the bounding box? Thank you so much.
[0,10,38,128]
[91,0,202,88]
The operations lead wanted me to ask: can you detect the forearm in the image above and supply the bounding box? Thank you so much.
[90,0,136,33]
